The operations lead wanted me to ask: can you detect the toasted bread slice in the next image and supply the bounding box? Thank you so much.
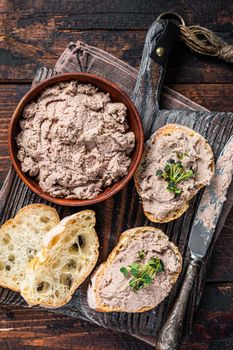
[20,210,99,308]
[87,227,182,313]
[0,204,60,292]
[135,124,215,223]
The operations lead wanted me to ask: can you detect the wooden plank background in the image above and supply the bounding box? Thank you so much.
[0,1,233,349]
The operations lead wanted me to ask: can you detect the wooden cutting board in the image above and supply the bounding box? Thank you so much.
[1,19,233,344]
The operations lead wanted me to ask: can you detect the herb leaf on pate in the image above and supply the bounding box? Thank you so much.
[120,256,164,292]
[156,156,194,197]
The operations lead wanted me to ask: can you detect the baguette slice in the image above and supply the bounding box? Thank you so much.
[20,210,99,308]
[0,204,60,292]
[87,227,182,313]
[135,124,215,223]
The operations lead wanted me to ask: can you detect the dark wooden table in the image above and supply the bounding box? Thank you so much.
[0,1,233,349]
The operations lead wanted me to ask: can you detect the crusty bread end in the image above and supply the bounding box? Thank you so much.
[20,210,99,308]
[0,204,60,292]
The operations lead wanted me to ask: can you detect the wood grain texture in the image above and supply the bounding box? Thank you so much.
[1,23,233,344]
[6,0,233,30]
[0,84,30,185]
[207,214,233,282]
[182,283,233,350]
[1,1,233,82]
[0,305,154,350]
[0,283,231,350]
[168,84,233,112]
[0,1,233,349]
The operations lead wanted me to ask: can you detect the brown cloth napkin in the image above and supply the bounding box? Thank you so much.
[53,41,208,111]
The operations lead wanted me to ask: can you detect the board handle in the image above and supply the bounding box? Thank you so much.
[132,19,179,139]
[156,259,200,350]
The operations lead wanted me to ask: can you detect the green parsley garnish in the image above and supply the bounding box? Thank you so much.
[120,266,129,277]
[138,250,146,260]
[156,158,194,197]
[120,257,164,292]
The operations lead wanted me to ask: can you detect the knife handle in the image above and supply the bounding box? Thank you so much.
[156,258,201,350]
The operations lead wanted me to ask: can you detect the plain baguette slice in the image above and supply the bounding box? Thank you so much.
[20,210,99,308]
[134,124,215,223]
[0,204,60,292]
[87,227,182,313]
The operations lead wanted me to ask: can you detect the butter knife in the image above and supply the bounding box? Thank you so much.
[157,134,233,350]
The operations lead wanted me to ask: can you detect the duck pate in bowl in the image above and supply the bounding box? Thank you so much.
[9,73,144,206]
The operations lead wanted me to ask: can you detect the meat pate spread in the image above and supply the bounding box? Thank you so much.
[97,230,181,311]
[139,125,214,219]
[16,81,135,199]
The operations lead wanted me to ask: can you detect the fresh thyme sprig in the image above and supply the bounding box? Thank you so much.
[120,257,164,292]
[156,157,194,197]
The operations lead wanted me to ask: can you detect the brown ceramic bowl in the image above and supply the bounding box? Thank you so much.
[8,73,144,206]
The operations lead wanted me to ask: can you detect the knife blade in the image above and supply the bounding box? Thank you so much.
[189,133,233,260]
[157,134,233,350]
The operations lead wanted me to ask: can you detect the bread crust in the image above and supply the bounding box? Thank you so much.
[88,226,182,313]
[134,124,215,223]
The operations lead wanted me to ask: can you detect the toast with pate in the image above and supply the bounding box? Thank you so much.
[20,210,99,308]
[87,227,182,313]
[135,124,215,223]
[0,204,60,292]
